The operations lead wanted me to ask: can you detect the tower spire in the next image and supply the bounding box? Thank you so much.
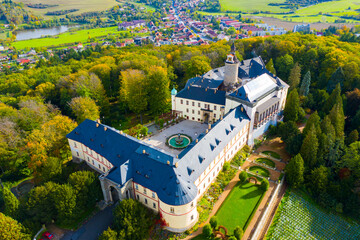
[231,41,236,54]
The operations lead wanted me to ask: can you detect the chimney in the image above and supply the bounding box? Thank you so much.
[120,130,123,134]
[97,119,101,123]
[104,127,107,131]
[175,162,179,168]
[206,129,208,133]
[167,160,170,165]
[208,123,211,130]
[205,88,207,91]
[96,123,99,127]
[188,86,190,90]
[143,149,146,154]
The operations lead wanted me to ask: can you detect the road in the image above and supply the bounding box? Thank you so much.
[61,205,115,240]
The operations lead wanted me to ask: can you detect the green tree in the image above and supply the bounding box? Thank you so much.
[113,199,152,240]
[69,96,100,123]
[288,62,301,90]
[228,237,237,240]
[345,88,360,117]
[309,166,328,196]
[233,226,244,240]
[147,66,170,115]
[1,187,19,218]
[300,71,311,96]
[261,179,269,191]
[202,224,212,238]
[210,216,218,230]
[346,130,359,146]
[239,171,248,183]
[0,212,31,240]
[323,83,341,114]
[89,64,112,96]
[53,184,77,221]
[327,67,345,93]
[98,227,118,240]
[285,154,304,188]
[300,125,319,168]
[265,58,276,75]
[183,55,212,80]
[302,111,321,137]
[339,141,360,178]
[329,101,345,139]
[284,89,300,122]
[275,54,294,80]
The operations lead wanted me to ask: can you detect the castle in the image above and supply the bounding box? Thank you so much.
[66,45,288,232]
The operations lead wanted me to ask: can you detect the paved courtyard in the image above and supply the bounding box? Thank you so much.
[143,120,208,155]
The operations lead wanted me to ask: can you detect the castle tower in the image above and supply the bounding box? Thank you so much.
[171,86,177,113]
[223,42,239,87]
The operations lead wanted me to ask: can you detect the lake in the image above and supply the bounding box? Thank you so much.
[15,25,79,41]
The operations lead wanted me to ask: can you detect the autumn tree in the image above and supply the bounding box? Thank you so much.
[0,212,31,240]
[275,54,294,80]
[69,96,100,123]
[183,55,212,80]
[147,66,171,115]
[89,64,112,97]
[285,154,304,188]
[300,71,311,96]
[288,62,301,90]
[120,69,148,123]
[284,89,300,122]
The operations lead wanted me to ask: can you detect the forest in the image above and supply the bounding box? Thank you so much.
[1,33,360,238]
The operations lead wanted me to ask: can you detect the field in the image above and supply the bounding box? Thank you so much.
[12,27,126,49]
[267,191,360,240]
[220,0,288,13]
[13,0,119,19]
[215,182,265,232]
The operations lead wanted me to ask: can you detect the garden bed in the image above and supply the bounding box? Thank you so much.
[249,166,270,178]
[262,151,281,160]
[256,158,276,168]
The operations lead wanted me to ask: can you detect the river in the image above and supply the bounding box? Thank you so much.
[15,25,80,41]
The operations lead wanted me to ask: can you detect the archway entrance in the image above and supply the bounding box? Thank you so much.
[204,113,209,123]
[110,186,120,202]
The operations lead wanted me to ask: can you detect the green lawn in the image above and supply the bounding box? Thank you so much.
[256,158,275,168]
[12,27,123,49]
[220,0,288,13]
[262,151,281,159]
[249,166,270,178]
[215,182,265,232]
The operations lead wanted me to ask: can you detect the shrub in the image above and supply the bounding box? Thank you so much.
[228,236,237,240]
[223,162,230,172]
[203,224,212,238]
[234,226,244,240]
[239,171,248,183]
[210,216,218,230]
[261,179,270,191]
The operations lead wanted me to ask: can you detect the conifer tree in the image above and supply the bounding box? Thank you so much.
[300,70,311,96]
[288,62,301,90]
[303,111,321,137]
[266,58,276,75]
[329,102,345,139]
[284,89,300,122]
[327,67,345,93]
[323,83,341,114]
[300,125,319,168]
[285,154,304,188]
[346,130,359,145]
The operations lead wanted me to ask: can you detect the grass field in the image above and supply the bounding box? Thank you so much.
[12,26,124,49]
[262,151,280,159]
[256,158,275,168]
[220,0,288,13]
[215,182,265,232]
[267,191,360,240]
[249,166,270,177]
[13,0,119,19]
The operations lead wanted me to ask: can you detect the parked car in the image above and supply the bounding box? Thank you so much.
[43,232,54,239]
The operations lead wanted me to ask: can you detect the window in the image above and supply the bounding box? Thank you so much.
[191,215,194,220]
[144,189,147,195]
[198,102,201,107]
[135,184,139,190]
[214,114,216,118]
[203,183,205,188]
[153,203,156,209]
[198,118,200,121]
[145,199,148,204]
[192,117,195,120]
[152,192,155,198]
[181,99,183,104]
[191,202,194,207]
[186,108,189,113]
[103,167,105,172]
[213,172,215,177]
[208,177,210,183]
[214,106,217,110]
[87,157,90,161]
[186,100,189,105]
[137,194,139,200]
[192,109,194,114]
[92,160,94,165]
[98,164,101,169]
[170,207,174,213]
[74,142,77,147]
[76,152,79,157]
[192,101,194,106]
[198,111,200,115]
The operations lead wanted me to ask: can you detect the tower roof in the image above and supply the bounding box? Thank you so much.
[171,87,177,95]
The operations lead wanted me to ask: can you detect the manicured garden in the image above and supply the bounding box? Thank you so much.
[256,158,275,168]
[249,166,270,178]
[215,182,265,232]
[267,191,360,240]
[262,151,281,159]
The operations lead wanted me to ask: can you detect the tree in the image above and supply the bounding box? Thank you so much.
[239,171,248,183]
[340,141,360,178]
[53,184,77,221]
[284,89,300,122]
[345,88,360,117]
[261,179,269,191]
[183,55,212,80]
[0,212,31,240]
[210,216,218,230]
[228,237,237,240]
[69,96,100,123]
[300,125,319,168]
[329,102,345,139]
[202,224,212,238]
[233,226,244,240]
[285,154,304,188]
[300,71,311,96]
[275,54,294,80]
[1,187,19,218]
[265,58,276,75]
[323,84,341,114]
[327,67,345,93]
[99,227,118,240]
[346,130,359,145]
[309,166,328,196]
[302,111,321,137]
[120,69,148,124]
[147,66,170,115]
[89,64,113,96]
[113,199,152,240]
[288,62,301,90]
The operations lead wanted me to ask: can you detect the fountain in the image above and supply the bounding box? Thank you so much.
[167,133,191,149]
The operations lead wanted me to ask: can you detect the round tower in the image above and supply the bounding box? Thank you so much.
[223,42,239,87]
